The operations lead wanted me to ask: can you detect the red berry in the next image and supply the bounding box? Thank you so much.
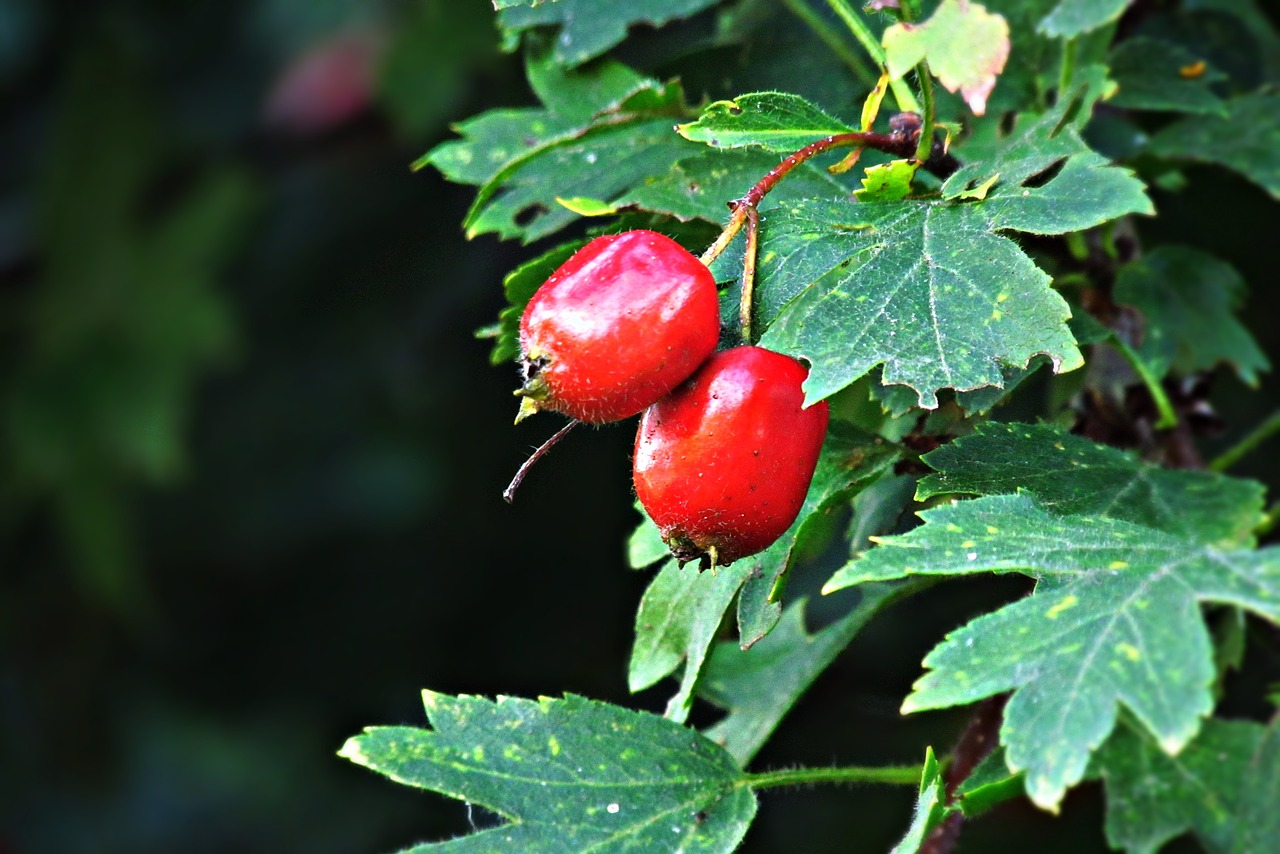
[633,346,829,568]
[518,230,720,424]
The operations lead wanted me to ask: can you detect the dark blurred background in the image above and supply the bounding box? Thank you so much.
[1,2,1276,852]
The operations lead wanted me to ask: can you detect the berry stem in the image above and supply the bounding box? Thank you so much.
[739,204,760,343]
[699,126,946,270]
[895,0,936,165]
[503,419,579,503]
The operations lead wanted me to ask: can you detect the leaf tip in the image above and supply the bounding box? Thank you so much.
[422,689,443,713]
[337,734,369,766]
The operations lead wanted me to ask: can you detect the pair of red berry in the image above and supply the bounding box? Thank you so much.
[517,230,829,568]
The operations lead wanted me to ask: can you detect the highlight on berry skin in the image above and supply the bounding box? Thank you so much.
[515,230,720,425]
[633,346,830,568]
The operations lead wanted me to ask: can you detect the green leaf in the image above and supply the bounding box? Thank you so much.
[628,508,670,570]
[883,0,1011,115]
[940,69,1153,236]
[890,748,949,854]
[486,239,587,365]
[734,424,899,647]
[825,493,1280,809]
[979,0,1062,114]
[743,73,1150,409]
[341,691,755,852]
[628,560,752,724]
[751,195,1085,409]
[498,0,725,67]
[1038,0,1132,37]
[1145,92,1280,200]
[420,52,695,242]
[955,748,1025,818]
[616,148,849,225]
[1114,246,1270,387]
[700,585,913,765]
[1092,717,1264,854]
[1107,37,1227,116]
[1233,714,1280,854]
[915,421,1266,548]
[854,160,918,203]
[676,91,853,153]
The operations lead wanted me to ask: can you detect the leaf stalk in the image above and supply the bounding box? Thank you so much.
[744,763,922,790]
[1209,409,1280,473]
[1108,335,1178,430]
[824,0,922,113]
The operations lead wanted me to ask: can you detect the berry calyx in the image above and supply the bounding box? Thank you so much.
[517,230,720,424]
[633,346,830,568]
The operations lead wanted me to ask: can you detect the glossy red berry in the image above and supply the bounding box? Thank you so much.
[517,230,720,424]
[633,346,829,568]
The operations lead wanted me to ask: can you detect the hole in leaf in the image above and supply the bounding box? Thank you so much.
[1021,158,1067,189]
[1051,94,1085,137]
[514,204,549,228]
[998,111,1016,135]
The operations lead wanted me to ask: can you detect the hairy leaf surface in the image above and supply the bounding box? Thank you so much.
[341,692,754,852]
[826,494,1280,809]
[890,748,949,854]
[421,55,695,242]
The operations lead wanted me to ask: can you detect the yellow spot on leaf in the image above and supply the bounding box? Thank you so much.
[1109,561,1130,570]
[1046,595,1079,619]
[548,737,561,756]
[1179,60,1207,79]
[1116,643,1141,662]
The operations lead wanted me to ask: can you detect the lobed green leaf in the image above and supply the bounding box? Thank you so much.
[629,560,752,723]
[1107,37,1227,116]
[1092,717,1264,854]
[341,691,755,852]
[497,0,725,67]
[1145,92,1280,200]
[916,421,1266,548]
[826,493,1280,809]
[1114,246,1269,387]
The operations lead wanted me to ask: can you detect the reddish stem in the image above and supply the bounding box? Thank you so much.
[700,121,957,269]
[503,420,579,503]
[920,695,1008,854]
